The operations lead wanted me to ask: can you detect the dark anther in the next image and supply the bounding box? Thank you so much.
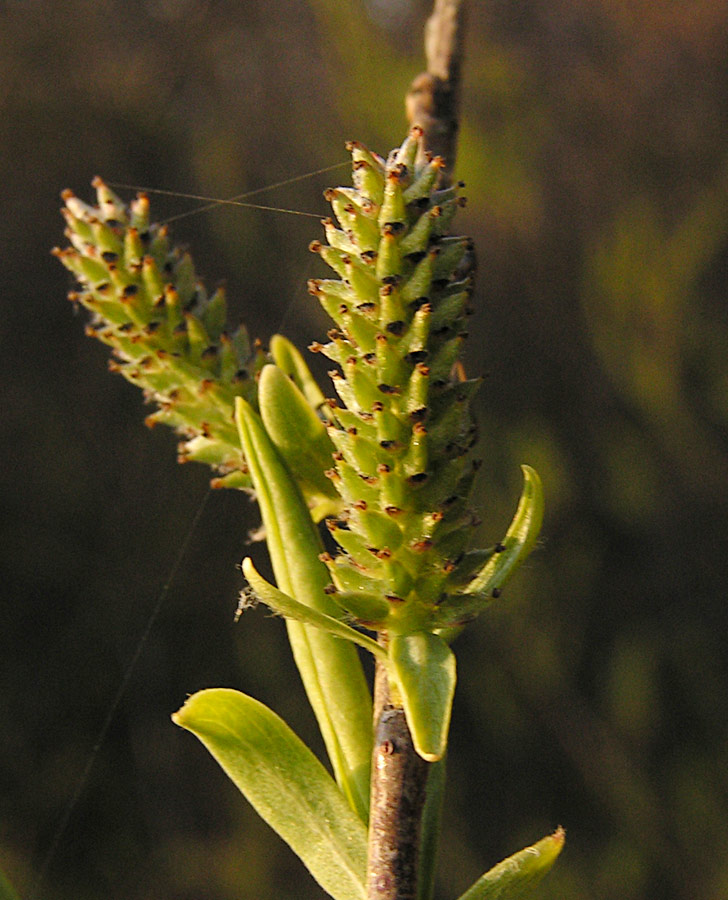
[379,440,397,450]
[405,349,428,365]
[381,274,402,286]
[121,284,139,298]
[323,584,337,595]
[407,472,428,485]
[360,250,377,264]
[405,250,427,264]
[385,320,405,335]
[495,542,506,553]
[409,407,428,423]
[491,588,502,599]
[377,384,400,394]
[101,251,118,263]
[382,221,406,236]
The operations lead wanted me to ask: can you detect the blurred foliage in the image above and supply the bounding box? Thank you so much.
[1,1,727,899]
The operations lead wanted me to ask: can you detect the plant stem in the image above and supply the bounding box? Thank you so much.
[366,650,430,900]
[406,0,467,182]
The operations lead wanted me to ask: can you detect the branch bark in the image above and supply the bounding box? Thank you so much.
[406,0,467,183]
[366,654,430,900]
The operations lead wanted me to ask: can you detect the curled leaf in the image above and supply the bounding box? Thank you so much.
[460,466,544,602]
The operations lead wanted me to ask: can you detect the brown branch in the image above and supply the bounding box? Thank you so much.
[406,0,467,183]
[366,654,430,900]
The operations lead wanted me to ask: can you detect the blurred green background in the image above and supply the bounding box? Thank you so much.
[2,1,727,898]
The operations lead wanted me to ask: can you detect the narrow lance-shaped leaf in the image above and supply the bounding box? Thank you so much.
[258,363,340,506]
[269,332,329,415]
[242,557,386,660]
[235,396,372,821]
[454,828,565,900]
[173,689,367,900]
[389,631,456,762]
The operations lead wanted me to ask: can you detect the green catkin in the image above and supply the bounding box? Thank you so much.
[310,128,525,635]
[54,178,266,490]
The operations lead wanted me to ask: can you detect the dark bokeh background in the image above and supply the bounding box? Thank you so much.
[2,1,727,899]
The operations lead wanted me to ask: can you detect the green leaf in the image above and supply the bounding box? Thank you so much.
[235,397,373,821]
[242,557,386,659]
[270,333,329,414]
[389,632,456,762]
[173,689,367,900]
[454,828,565,900]
[418,756,447,900]
[465,466,544,600]
[258,363,339,502]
